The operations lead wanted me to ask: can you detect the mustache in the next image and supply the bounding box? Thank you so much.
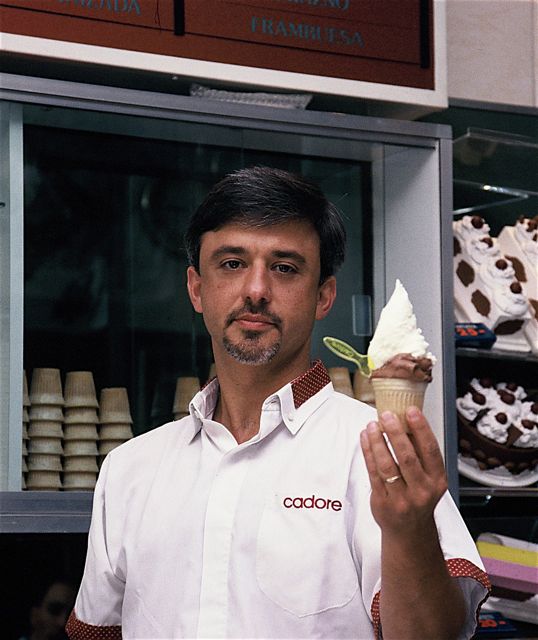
[225,302,282,328]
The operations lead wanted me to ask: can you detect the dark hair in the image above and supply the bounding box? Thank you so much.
[184,166,346,283]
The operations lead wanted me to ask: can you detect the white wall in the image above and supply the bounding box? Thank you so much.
[447,0,538,107]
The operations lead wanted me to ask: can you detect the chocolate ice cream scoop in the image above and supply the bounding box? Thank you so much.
[370,353,433,382]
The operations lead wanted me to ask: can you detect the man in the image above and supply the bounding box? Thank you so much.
[67,167,489,639]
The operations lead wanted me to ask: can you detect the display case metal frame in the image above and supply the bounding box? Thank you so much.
[0,72,455,532]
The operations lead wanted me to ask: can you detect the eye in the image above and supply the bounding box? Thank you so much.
[221,259,243,270]
[274,263,297,274]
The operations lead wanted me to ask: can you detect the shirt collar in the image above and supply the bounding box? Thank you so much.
[188,359,333,440]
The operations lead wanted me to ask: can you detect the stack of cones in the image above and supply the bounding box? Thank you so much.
[21,371,30,490]
[328,367,354,398]
[352,370,375,406]
[63,371,99,491]
[173,376,200,420]
[98,388,133,462]
[27,368,64,491]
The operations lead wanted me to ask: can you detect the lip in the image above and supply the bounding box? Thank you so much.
[234,315,276,330]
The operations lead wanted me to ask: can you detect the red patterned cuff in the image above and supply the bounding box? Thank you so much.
[65,610,122,639]
[370,558,491,640]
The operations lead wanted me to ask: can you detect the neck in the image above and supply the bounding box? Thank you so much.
[212,352,311,444]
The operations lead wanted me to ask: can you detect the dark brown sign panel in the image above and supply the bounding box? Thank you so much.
[0,0,434,90]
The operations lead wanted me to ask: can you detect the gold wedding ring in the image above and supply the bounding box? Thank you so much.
[384,474,402,484]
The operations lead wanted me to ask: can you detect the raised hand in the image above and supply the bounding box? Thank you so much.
[359,406,448,535]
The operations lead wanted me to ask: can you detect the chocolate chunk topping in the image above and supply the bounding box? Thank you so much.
[506,255,526,282]
[495,319,524,335]
[456,260,475,287]
[453,236,461,256]
[531,402,538,415]
[498,389,516,405]
[506,382,518,391]
[521,419,537,430]
[528,219,537,231]
[471,216,485,229]
[510,281,522,294]
[480,236,493,247]
[471,289,490,317]
[479,378,494,388]
[495,259,508,270]
[471,390,487,405]
[530,299,538,320]
[495,412,508,424]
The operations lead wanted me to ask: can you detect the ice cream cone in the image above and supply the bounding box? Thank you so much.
[29,368,64,405]
[353,370,375,404]
[63,424,99,441]
[328,367,354,397]
[371,378,428,431]
[28,421,63,439]
[64,371,99,409]
[173,377,200,416]
[62,471,97,491]
[63,456,99,473]
[64,407,99,424]
[98,439,125,456]
[28,438,64,455]
[63,440,99,457]
[99,388,132,424]
[26,470,62,490]
[98,424,133,441]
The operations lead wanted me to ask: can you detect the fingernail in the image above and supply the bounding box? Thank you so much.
[406,406,420,420]
[381,411,395,423]
[367,421,378,433]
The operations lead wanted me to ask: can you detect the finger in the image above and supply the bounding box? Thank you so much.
[378,411,424,486]
[360,425,390,494]
[365,419,404,487]
[405,407,446,477]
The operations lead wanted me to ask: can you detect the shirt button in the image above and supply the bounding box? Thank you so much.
[287,414,294,421]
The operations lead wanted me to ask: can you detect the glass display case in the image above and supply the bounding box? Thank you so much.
[451,126,538,635]
[1,72,454,530]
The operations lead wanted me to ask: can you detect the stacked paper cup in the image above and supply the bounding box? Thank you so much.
[27,368,64,491]
[328,367,354,398]
[22,371,30,489]
[63,371,99,491]
[98,388,133,462]
[173,376,200,420]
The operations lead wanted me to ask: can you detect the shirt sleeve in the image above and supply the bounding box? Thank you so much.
[434,491,491,639]
[66,455,124,638]
[350,439,491,640]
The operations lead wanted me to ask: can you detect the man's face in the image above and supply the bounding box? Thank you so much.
[187,220,336,368]
[30,582,75,640]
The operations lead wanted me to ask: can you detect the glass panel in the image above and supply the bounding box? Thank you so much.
[24,115,371,435]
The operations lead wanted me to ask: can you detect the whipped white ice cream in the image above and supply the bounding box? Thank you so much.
[367,279,436,371]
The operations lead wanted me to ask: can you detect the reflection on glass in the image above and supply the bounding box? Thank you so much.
[24,122,371,434]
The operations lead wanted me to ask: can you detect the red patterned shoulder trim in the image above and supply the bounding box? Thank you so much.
[370,558,491,640]
[66,610,122,640]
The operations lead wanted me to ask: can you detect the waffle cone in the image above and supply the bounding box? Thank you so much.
[64,371,99,408]
[371,378,428,431]
[99,388,132,424]
[29,368,64,405]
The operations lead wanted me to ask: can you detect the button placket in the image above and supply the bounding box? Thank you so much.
[196,451,250,638]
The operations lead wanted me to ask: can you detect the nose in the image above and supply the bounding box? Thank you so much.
[242,263,271,305]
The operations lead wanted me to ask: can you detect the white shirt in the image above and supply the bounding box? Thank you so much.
[68,361,489,639]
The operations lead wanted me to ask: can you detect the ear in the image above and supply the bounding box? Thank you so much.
[187,266,203,313]
[315,276,337,320]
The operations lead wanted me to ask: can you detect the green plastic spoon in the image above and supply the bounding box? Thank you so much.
[323,336,373,378]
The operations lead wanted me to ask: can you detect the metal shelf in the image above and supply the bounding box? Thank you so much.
[0,491,93,533]
[456,347,538,364]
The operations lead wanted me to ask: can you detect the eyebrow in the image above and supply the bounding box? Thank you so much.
[209,246,307,264]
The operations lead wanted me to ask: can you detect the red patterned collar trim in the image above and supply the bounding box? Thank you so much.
[65,610,122,639]
[290,359,331,409]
